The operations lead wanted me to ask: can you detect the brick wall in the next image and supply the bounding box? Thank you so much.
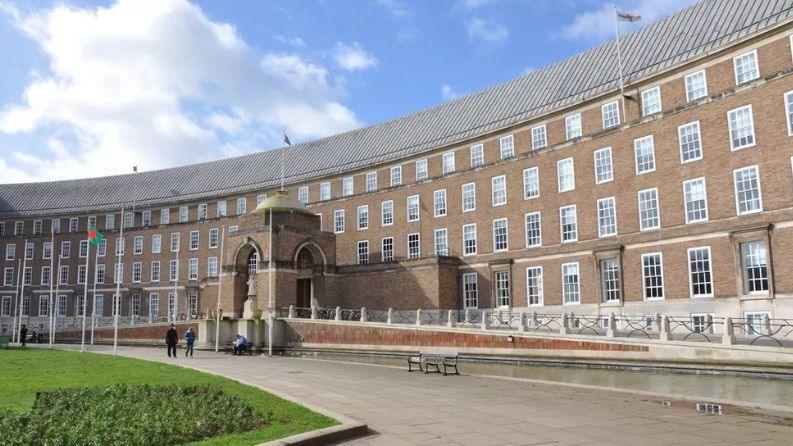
[57,321,198,343]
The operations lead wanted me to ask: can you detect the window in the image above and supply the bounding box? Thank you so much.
[236,197,247,214]
[228,225,238,233]
[531,125,547,150]
[152,234,161,254]
[493,218,508,252]
[677,121,703,163]
[381,237,394,262]
[597,197,617,237]
[357,205,369,230]
[208,228,219,249]
[470,144,484,167]
[179,206,188,223]
[407,195,420,222]
[562,263,580,304]
[642,253,664,300]
[186,292,197,316]
[4,268,13,286]
[593,148,613,184]
[462,224,477,256]
[22,296,29,316]
[57,295,67,317]
[390,166,402,187]
[733,166,762,215]
[565,114,582,139]
[42,295,52,317]
[333,210,345,233]
[132,294,142,317]
[559,205,578,243]
[132,262,142,283]
[95,264,105,284]
[298,186,309,204]
[343,177,354,196]
[168,293,176,316]
[415,159,428,181]
[494,271,510,307]
[257,194,267,206]
[785,91,793,136]
[523,167,539,199]
[169,260,179,282]
[442,152,455,174]
[188,258,198,280]
[77,240,87,258]
[23,267,32,285]
[207,257,218,277]
[33,220,42,235]
[0,222,4,236]
[114,263,123,284]
[198,203,208,220]
[1,297,10,316]
[741,241,768,294]
[601,259,621,302]
[381,201,393,226]
[733,50,759,85]
[499,135,514,159]
[462,183,476,212]
[491,175,506,206]
[525,267,543,306]
[41,266,51,286]
[462,273,478,308]
[434,190,447,217]
[557,158,575,192]
[601,101,620,129]
[189,230,199,250]
[434,228,448,256]
[641,86,662,116]
[685,70,708,101]
[133,236,143,254]
[366,172,378,191]
[160,209,169,225]
[141,211,151,227]
[728,105,756,150]
[683,178,708,223]
[688,247,713,298]
[407,233,420,259]
[638,188,660,231]
[634,136,655,174]
[170,233,180,252]
[524,212,541,248]
[217,200,227,217]
[43,242,52,260]
[59,265,69,285]
[150,261,160,282]
[96,239,106,257]
[5,244,14,261]
[320,182,331,201]
[149,293,159,317]
[52,219,61,233]
[68,217,79,233]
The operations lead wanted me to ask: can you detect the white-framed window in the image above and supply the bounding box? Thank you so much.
[51,218,61,233]
[366,171,378,191]
[236,197,247,214]
[320,182,331,201]
[641,86,662,116]
[407,233,420,259]
[601,259,621,302]
[132,262,142,283]
[113,262,122,284]
[381,237,394,262]
[131,294,142,317]
[189,230,199,250]
[298,186,309,204]
[333,209,345,234]
[197,203,208,220]
[407,195,420,222]
[159,209,169,225]
[562,262,580,304]
[3,268,13,286]
[228,225,238,233]
[492,218,508,252]
[593,148,613,184]
[462,223,477,256]
[77,240,87,258]
[95,264,105,284]
[59,265,69,285]
[43,242,52,260]
[257,194,267,206]
[462,183,476,212]
[687,246,713,298]
[442,152,455,174]
[733,49,759,85]
[207,257,218,277]
[678,121,702,163]
[33,220,42,235]
[141,211,151,227]
[357,241,369,264]
[96,239,106,257]
[152,234,161,254]
[499,135,514,159]
[70,217,80,232]
[23,267,32,285]
[357,205,369,230]
[433,190,447,217]
[415,159,428,181]
[597,197,617,237]
[57,295,67,317]
[381,201,393,226]
[62,240,71,258]
[462,272,478,309]
[634,135,656,174]
[209,228,219,248]
[559,205,578,243]
[733,165,762,215]
[150,261,160,282]
[683,178,708,223]
[491,175,506,206]
[179,206,189,223]
[525,266,543,306]
[188,259,199,281]
[531,125,547,150]
[133,236,144,254]
[565,114,582,139]
[684,70,708,101]
[557,158,575,192]
[523,167,539,199]
[390,166,402,187]
[343,177,354,196]
[1,296,11,316]
[641,253,664,300]
[169,260,179,282]
[470,144,484,167]
[148,293,158,317]
[740,241,768,294]
[638,188,660,231]
[41,266,51,286]
[728,105,756,150]
[5,244,14,261]
[434,228,448,256]
[785,90,793,136]
[170,233,180,252]
[601,101,620,129]
[524,212,541,248]
[494,270,510,307]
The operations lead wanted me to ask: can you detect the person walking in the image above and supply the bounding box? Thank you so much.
[184,327,195,358]
[165,324,178,358]
[20,324,27,348]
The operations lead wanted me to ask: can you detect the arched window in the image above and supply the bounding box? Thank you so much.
[248,250,258,276]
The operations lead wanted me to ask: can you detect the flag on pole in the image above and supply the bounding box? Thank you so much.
[88,224,104,248]
[283,132,292,146]
[617,11,641,22]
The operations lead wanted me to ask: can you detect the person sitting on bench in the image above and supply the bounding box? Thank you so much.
[233,334,248,355]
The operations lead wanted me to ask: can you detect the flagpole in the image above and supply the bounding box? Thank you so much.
[173,250,179,322]
[90,246,98,345]
[48,230,55,347]
[80,233,91,352]
[12,259,21,344]
[268,209,274,357]
[214,224,225,352]
[614,6,627,121]
[113,207,124,357]
[17,244,28,344]
[53,255,61,346]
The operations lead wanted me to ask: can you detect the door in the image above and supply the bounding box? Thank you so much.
[296,278,311,308]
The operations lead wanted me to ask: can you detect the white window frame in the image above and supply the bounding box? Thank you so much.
[415,159,428,181]
[524,211,541,248]
[785,90,793,136]
[728,105,756,151]
[684,70,708,102]
[683,178,709,224]
[531,125,547,150]
[565,114,582,140]
[462,223,477,256]
[557,158,575,192]
[733,49,759,85]
[407,233,421,259]
[434,228,449,256]
[634,135,656,175]
[561,262,580,305]
[407,195,420,222]
[523,167,539,199]
[298,186,309,204]
[559,205,578,243]
[333,209,345,234]
[433,189,447,217]
[638,188,661,231]
[357,240,369,265]
[640,86,662,116]
[461,183,476,212]
[366,171,378,192]
[641,252,664,300]
[499,135,514,159]
[462,272,478,309]
[381,237,394,262]
[390,166,402,187]
[381,200,393,226]
[357,205,369,230]
[678,121,703,163]
[601,101,620,129]
[593,147,613,184]
[687,246,714,298]
[733,165,763,216]
[470,144,484,167]
[492,218,508,252]
[320,182,331,201]
[526,266,543,306]
[442,152,455,174]
[597,197,617,238]
[491,175,506,206]
[342,177,354,196]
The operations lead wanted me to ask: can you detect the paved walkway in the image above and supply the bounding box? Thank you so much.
[59,345,793,445]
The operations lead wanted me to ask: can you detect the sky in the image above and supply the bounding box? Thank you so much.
[0,0,698,184]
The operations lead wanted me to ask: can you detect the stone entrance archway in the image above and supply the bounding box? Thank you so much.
[293,242,326,308]
[233,241,262,317]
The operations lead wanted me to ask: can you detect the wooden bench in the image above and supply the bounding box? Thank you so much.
[224,341,253,356]
[407,350,460,375]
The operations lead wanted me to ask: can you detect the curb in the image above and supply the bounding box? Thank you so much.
[256,422,368,446]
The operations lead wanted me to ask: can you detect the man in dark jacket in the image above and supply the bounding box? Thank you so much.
[20,324,27,348]
[184,327,196,358]
[165,324,178,358]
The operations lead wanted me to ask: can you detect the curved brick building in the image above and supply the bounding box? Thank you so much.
[2,0,793,339]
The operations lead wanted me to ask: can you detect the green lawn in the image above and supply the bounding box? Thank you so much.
[0,349,336,445]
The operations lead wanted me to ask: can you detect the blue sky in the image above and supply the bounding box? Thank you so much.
[0,0,696,183]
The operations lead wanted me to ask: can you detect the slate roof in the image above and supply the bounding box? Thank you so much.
[2,0,792,218]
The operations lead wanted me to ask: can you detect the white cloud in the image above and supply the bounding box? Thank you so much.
[274,35,305,48]
[466,17,509,45]
[560,0,698,42]
[375,0,409,18]
[332,42,379,72]
[0,0,361,183]
[441,84,462,101]
[456,0,493,10]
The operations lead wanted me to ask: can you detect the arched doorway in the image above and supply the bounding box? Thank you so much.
[233,242,262,313]
[293,242,326,308]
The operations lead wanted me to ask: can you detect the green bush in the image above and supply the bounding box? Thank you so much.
[0,384,271,446]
